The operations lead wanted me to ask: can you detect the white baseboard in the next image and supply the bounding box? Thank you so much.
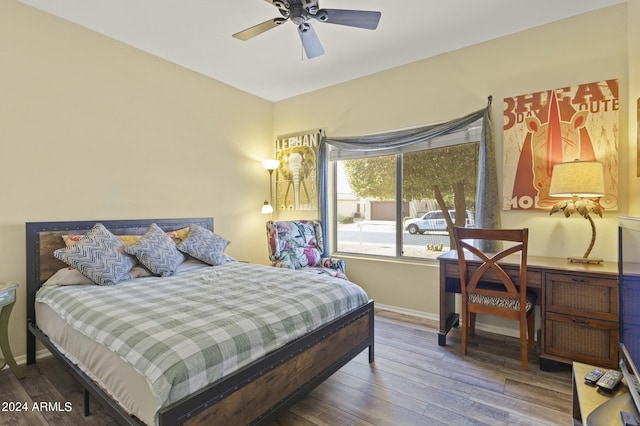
[1,349,52,372]
[375,303,526,340]
[375,302,440,322]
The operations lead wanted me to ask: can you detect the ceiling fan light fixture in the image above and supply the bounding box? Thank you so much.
[290,5,307,25]
[232,0,381,58]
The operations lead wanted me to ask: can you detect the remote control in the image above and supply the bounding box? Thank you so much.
[621,411,639,426]
[584,368,605,385]
[596,369,623,391]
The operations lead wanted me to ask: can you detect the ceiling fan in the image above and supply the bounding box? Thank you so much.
[232,0,381,59]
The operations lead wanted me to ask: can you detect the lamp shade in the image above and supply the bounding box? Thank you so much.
[261,201,274,214]
[549,160,605,198]
[261,159,280,171]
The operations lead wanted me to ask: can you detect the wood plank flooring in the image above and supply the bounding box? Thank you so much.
[0,310,573,425]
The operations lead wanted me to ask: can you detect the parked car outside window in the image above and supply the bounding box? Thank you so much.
[404,210,474,234]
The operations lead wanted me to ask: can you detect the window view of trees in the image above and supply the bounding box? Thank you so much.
[335,142,479,259]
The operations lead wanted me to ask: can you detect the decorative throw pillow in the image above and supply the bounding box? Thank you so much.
[177,224,230,266]
[165,227,190,244]
[54,223,136,286]
[62,228,190,247]
[62,234,142,247]
[124,223,185,277]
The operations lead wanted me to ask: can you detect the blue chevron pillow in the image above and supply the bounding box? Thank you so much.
[54,223,136,286]
[124,223,185,277]
[177,224,229,266]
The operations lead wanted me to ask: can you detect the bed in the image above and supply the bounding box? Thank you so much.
[25,217,374,425]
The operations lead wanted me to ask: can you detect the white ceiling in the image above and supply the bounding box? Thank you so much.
[20,0,625,102]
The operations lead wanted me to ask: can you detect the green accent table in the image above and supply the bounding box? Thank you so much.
[0,282,25,379]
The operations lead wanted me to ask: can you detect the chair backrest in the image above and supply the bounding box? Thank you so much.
[452,227,528,302]
[266,220,325,269]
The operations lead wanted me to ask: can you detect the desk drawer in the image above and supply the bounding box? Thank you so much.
[544,312,618,368]
[442,262,542,288]
[545,273,618,321]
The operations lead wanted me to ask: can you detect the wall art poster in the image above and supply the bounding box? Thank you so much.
[503,79,619,211]
[275,130,320,211]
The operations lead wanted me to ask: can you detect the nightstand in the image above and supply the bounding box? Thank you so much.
[0,282,25,379]
[572,362,639,425]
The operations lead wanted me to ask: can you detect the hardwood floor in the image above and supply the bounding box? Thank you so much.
[0,310,573,425]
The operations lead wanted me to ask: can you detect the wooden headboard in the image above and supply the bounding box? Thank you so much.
[25,217,213,363]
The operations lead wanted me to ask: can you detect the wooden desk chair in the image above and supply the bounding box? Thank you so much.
[452,227,536,371]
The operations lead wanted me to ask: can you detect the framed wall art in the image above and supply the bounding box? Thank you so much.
[503,79,619,211]
[274,130,320,211]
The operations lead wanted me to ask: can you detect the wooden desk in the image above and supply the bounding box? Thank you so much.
[438,251,619,369]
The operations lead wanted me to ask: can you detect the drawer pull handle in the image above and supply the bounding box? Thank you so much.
[572,318,588,324]
[572,278,589,283]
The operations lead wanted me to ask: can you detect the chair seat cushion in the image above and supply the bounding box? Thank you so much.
[468,291,536,312]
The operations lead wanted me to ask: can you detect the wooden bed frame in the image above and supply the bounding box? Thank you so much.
[25,217,375,425]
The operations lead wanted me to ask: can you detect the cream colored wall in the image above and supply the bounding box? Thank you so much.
[273,5,634,322]
[1,2,274,362]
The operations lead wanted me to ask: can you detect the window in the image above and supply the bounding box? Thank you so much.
[336,154,397,257]
[333,126,480,260]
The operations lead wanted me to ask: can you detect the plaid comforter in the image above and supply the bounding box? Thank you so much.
[36,262,369,411]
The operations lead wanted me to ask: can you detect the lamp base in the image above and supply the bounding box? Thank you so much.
[567,256,603,264]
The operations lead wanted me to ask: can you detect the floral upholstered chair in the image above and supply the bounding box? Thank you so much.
[266,220,347,279]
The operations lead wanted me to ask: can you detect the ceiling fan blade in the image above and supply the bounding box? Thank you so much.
[317,9,381,30]
[232,18,287,41]
[263,0,290,14]
[297,23,324,59]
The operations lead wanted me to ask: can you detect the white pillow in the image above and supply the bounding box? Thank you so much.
[43,267,94,286]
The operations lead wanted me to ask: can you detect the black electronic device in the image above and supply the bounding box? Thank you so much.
[585,368,605,385]
[596,369,623,391]
[619,217,640,414]
[586,220,640,424]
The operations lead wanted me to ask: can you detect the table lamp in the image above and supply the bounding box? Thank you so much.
[548,159,604,264]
